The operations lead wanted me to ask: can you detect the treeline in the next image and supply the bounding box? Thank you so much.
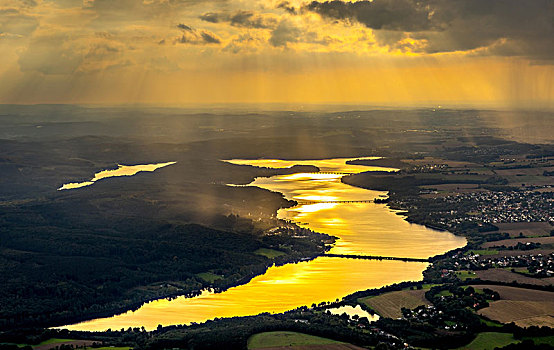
[346,158,409,169]
[343,172,507,195]
[0,198,329,331]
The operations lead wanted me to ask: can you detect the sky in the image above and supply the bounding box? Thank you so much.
[0,0,553,107]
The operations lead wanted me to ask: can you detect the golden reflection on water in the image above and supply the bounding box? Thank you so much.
[60,157,466,331]
[327,305,380,322]
[227,157,397,174]
[62,258,426,331]
[244,159,466,258]
[58,162,176,190]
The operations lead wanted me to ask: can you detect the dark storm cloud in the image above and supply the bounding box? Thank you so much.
[305,0,434,31]
[19,0,37,7]
[276,1,297,15]
[176,24,221,45]
[199,10,278,29]
[304,0,554,60]
[269,20,301,47]
[177,23,193,31]
[198,12,220,23]
[200,31,221,44]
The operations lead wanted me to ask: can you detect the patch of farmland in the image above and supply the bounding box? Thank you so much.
[456,332,519,350]
[472,285,554,327]
[478,249,553,260]
[482,236,554,249]
[475,269,552,286]
[359,289,430,319]
[247,331,366,350]
[494,222,553,237]
[255,345,367,350]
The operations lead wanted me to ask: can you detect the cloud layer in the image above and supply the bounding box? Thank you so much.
[304,0,554,60]
[0,0,552,106]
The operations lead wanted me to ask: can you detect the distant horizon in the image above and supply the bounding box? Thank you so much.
[2,102,554,112]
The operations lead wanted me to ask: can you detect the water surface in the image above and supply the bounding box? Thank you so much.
[62,258,422,331]
[327,305,380,321]
[58,162,176,190]
[60,157,465,331]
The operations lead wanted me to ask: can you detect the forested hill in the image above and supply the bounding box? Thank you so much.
[0,195,331,330]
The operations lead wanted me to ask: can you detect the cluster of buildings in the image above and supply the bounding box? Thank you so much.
[441,252,554,279]
[401,305,448,325]
[436,190,553,227]
[406,164,447,173]
[401,304,471,331]
[477,252,554,278]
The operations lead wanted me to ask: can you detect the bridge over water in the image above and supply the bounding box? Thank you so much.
[306,172,354,175]
[324,253,430,263]
[295,200,375,205]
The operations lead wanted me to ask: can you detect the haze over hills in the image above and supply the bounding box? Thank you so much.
[1,0,553,348]
[0,104,552,349]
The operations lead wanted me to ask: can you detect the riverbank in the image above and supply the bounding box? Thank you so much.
[51,157,466,331]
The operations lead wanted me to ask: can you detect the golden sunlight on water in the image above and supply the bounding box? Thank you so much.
[227,157,395,174]
[327,305,380,322]
[58,162,176,190]
[62,258,426,331]
[244,158,466,257]
[60,157,465,331]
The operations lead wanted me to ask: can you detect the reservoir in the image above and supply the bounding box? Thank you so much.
[58,162,177,190]
[60,157,466,331]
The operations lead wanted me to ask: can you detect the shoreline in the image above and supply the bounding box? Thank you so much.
[50,222,331,331]
[52,164,462,332]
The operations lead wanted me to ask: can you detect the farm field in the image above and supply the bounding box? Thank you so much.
[254,248,286,258]
[455,270,477,280]
[474,285,554,327]
[8,339,98,350]
[359,289,430,319]
[405,157,482,169]
[420,183,487,197]
[196,272,223,283]
[475,269,552,286]
[475,268,552,286]
[466,249,498,256]
[482,236,554,248]
[478,249,554,259]
[473,246,554,258]
[505,175,552,187]
[493,222,553,238]
[523,335,554,346]
[249,345,366,350]
[247,331,365,350]
[456,332,518,350]
[495,167,554,177]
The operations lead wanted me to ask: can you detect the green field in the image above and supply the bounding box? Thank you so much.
[195,272,223,283]
[247,331,342,349]
[457,332,518,350]
[254,248,286,259]
[437,290,454,297]
[1,339,97,349]
[420,284,439,290]
[456,270,477,280]
[465,250,499,256]
[523,335,554,346]
[479,317,503,328]
[359,289,430,319]
[36,339,77,346]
